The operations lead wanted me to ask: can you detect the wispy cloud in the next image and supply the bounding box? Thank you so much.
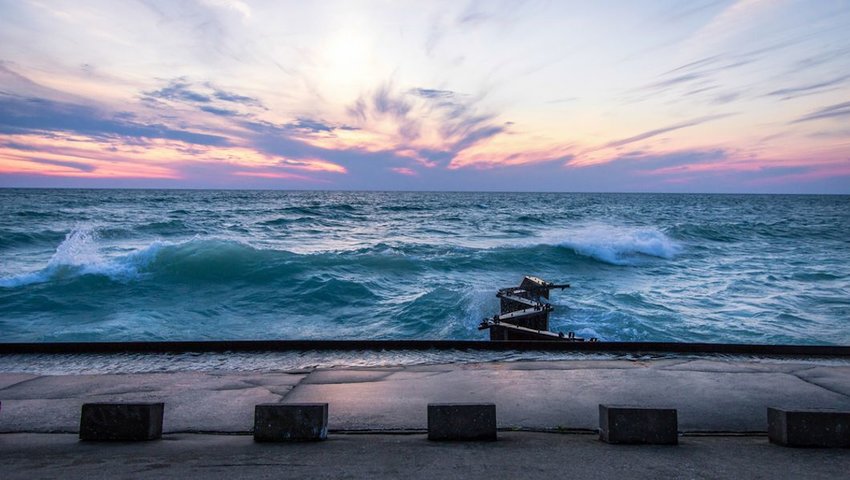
[345,82,508,162]
[0,94,229,146]
[410,88,456,99]
[27,157,96,172]
[1,0,848,192]
[766,75,850,100]
[144,78,264,109]
[792,101,850,123]
[602,114,735,149]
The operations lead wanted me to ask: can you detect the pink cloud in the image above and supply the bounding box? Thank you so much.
[390,167,418,176]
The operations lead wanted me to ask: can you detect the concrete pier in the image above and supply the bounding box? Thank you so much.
[3,432,850,480]
[2,358,850,433]
[3,356,850,478]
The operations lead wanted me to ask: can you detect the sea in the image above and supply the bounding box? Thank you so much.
[1,189,848,347]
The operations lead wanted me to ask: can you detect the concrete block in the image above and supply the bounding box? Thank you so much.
[79,403,163,441]
[599,405,678,445]
[768,407,850,447]
[254,403,328,442]
[427,403,497,441]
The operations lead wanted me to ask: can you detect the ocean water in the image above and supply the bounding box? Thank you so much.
[0,189,848,345]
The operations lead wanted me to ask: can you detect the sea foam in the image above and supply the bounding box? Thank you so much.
[0,228,167,288]
[552,224,681,265]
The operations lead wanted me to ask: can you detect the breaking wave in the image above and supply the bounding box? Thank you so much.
[532,224,681,265]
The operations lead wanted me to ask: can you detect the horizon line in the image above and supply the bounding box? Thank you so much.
[0,186,848,196]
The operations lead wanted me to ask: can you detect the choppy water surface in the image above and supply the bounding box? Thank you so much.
[1,190,848,345]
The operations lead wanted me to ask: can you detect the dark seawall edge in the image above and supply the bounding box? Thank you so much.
[1,340,849,357]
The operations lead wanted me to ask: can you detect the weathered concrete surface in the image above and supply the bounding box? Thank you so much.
[2,432,850,480]
[2,359,850,433]
[0,372,306,433]
[285,360,850,432]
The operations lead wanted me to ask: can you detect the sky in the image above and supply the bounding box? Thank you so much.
[1,0,849,193]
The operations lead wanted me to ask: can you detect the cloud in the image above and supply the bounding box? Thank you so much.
[601,113,735,149]
[211,89,263,107]
[145,79,265,112]
[373,84,413,118]
[450,124,504,152]
[457,3,491,25]
[233,171,313,181]
[545,97,577,104]
[277,157,347,174]
[630,35,805,105]
[792,101,850,123]
[199,105,240,117]
[201,0,252,20]
[0,94,229,146]
[146,79,211,103]
[391,167,417,176]
[766,75,850,100]
[684,0,781,50]
[288,117,336,133]
[655,1,727,24]
[27,157,96,172]
[410,88,456,99]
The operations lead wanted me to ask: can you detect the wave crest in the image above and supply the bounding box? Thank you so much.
[552,224,680,265]
[1,228,167,288]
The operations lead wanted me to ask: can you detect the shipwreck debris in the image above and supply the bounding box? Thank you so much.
[478,276,592,342]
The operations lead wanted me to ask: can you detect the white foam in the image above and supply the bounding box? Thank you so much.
[0,228,168,288]
[546,224,681,265]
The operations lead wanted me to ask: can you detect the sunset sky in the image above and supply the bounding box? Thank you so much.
[1,0,849,192]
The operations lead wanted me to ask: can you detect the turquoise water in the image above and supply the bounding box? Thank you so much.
[1,190,848,344]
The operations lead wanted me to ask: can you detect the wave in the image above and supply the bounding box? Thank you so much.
[0,221,683,291]
[380,205,431,212]
[543,224,680,265]
[0,230,68,249]
[0,228,168,288]
[667,219,830,243]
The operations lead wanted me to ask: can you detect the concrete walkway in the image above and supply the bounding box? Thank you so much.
[2,357,850,433]
[1,432,849,480]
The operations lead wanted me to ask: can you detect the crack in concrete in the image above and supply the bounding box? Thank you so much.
[300,371,397,385]
[788,373,850,400]
[279,372,313,402]
[787,365,821,375]
[0,376,44,392]
[240,378,301,400]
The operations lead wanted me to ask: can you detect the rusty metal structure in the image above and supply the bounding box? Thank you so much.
[478,276,591,342]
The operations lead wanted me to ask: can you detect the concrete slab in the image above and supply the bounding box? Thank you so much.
[0,373,38,390]
[3,359,850,434]
[300,369,400,384]
[284,362,850,432]
[0,372,306,433]
[2,432,850,480]
[793,366,850,398]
